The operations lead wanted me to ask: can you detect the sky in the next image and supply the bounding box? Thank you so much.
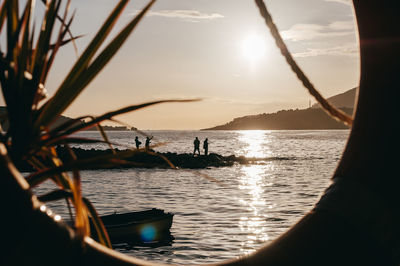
[44,0,359,130]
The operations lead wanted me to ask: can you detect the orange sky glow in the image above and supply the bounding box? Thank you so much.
[43,0,359,130]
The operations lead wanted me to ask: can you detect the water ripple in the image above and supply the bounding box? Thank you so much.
[33,130,349,264]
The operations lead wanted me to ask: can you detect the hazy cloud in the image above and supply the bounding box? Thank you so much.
[329,21,354,31]
[132,10,224,22]
[324,0,352,5]
[292,43,358,57]
[281,21,354,41]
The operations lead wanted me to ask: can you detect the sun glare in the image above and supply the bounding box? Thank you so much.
[241,34,266,62]
[238,130,270,158]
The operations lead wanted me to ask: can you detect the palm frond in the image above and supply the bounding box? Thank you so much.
[37,189,112,248]
[45,137,116,146]
[34,0,133,129]
[46,99,199,143]
[83,197,112,248]
[0,0,187,249]
[96,124,116,154]
[0,1,7,34]
[26,148,143,186]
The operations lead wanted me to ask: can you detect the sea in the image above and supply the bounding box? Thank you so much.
[34,130,350,265]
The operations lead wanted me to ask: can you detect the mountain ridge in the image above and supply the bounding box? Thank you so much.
[204,87,357,130]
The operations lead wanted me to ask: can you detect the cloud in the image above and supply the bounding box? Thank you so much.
[292,43,358,57]
[329,21,354,31]
[324,0,352,5]
[281,21,355,41]
[132,9,224,22]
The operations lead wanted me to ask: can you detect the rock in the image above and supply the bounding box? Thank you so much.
[16,147,250,172]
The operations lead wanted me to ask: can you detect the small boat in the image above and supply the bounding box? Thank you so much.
[92,208,174,245]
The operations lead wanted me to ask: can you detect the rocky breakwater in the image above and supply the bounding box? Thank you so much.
[60,148,249,169]
[16,147,250,172]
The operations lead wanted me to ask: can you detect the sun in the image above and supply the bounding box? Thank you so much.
[241,34,266,62]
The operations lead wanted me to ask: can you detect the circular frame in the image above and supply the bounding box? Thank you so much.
[1,1,399,265]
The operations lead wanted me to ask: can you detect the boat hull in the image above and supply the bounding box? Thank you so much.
[92,209,174,245]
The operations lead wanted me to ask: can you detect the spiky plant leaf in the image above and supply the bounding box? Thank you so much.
[34,0,133,129]
[45,99,198,144]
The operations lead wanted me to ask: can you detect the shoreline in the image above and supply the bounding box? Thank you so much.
[17,147,250,172]
[17,147,302,172]
[62,147,247,169]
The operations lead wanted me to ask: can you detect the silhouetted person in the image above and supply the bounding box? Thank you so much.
[193,137,200,156]
[203,138,209,155]
[134,136,142,149]
[145,136,153,151]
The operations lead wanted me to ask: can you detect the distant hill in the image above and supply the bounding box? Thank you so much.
[312,87,357,109]
[204,88,357,130]
[0,107,133,131]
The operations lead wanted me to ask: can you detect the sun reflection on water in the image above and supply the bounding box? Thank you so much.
[238,165,272,254]
[238,130,271,158]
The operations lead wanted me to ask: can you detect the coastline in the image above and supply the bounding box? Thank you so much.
[17,147,251,172]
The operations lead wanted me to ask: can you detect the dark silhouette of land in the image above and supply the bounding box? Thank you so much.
[15,147,292,172]
[205,107,353,130]
[204,88,356,130]
[85,125,134,131]
[311,87,357,109]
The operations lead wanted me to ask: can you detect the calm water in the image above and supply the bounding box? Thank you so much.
[36,130,349,264]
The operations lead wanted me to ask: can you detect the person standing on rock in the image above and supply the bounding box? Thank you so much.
[193,137,200,156]
[145,136,153,151]
[135,136,142,149]
[203,138,209,156]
